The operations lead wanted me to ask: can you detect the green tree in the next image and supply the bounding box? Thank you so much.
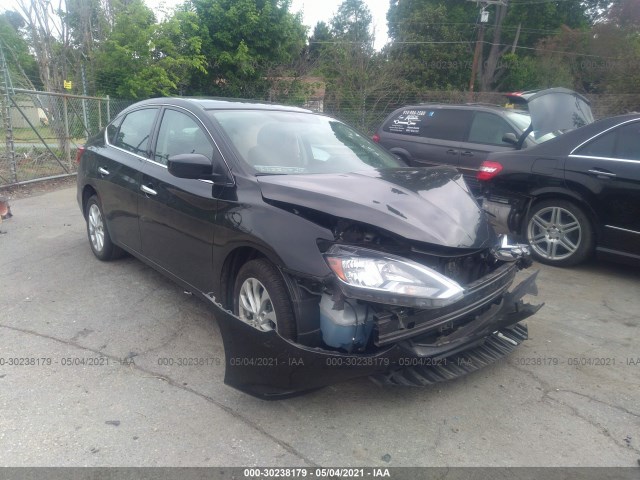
[94,0,206,99]
[307,21,332,67]
[315,0,386,130]
[0,11,40,89]
[385,0,477,91]
[189,0,307,97]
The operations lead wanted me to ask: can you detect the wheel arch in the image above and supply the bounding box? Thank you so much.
[519,188,600,240]
[81,184,98,217]
[219,245,280,309]
[218,244,323,345]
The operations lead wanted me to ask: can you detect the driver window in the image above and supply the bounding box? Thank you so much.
[154,109,213,166]
[468,112,516,146]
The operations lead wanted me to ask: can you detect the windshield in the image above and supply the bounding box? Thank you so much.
[209,110,403,175]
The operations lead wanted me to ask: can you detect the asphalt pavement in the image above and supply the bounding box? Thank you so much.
[0,186,638,467]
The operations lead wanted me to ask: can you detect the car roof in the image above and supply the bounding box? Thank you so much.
[125,97,313,113]
[495,112,640,157]
[389,103,528,115]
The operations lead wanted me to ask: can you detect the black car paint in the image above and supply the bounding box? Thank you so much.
[77,98,540,398]
[257,168,496,249]
[481,114,640,263]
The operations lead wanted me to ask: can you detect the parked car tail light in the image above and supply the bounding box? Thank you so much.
[75,146,86,164]
[372,133,380,143]
[477,161,503,181]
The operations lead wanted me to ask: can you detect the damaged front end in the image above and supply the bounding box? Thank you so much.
[207,233,542,399]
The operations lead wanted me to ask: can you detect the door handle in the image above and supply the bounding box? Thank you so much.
[461,151,474,157]
[588,169,616,179]
[141,184,157,196]
[98,167,110,176]
[446,149,458,155]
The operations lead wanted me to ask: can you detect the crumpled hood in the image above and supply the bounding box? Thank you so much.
[257,167,496,249]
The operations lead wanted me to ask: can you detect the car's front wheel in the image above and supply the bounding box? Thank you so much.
[85,195,124,261]
[233,259,297,339]
[525,199,594,267]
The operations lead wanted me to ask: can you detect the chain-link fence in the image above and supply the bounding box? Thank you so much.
[322,90,640,137]
[1,87,639,187]
[0,89,132,186]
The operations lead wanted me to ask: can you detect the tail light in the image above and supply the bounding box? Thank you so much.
[477,161,503,181]
[372,133,380,143]
[75,146,86,164]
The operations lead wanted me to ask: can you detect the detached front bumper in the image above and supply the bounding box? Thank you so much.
[205,269,542,399]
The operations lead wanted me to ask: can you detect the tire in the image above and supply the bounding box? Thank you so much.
[525,199,594,267]
[233,259,297,339]
[85,195,124,261]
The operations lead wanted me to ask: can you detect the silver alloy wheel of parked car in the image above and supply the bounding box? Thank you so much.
[238,277,277,332]
[527,206,582,261]
[88,203,105,253]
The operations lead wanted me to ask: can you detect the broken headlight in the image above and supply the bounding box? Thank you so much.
[324,245,464,309]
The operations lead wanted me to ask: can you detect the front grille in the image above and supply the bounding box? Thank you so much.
[409,249,497,287]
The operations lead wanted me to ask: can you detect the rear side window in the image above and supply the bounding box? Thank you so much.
[577,130,616,158]
[106,116,123,144]
[383,109,427,136]
[614,122,640,160]
[421,109,472,141]
[467,112,517,146]
[113,108,158,157]
[383,108,472,141]
[575,122,640,160]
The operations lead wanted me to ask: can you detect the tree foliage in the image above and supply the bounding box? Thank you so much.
[189,0,307,97]
[93,0,206,98]
[1,0,638,104]
[385,0,476,91]
[0,11,40,89]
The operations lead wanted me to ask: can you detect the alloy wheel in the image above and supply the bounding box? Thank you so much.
[238,277,277,332]
[527,206,582,261]
[88,203,105,253]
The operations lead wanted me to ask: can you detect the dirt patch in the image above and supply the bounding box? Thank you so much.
[0,175,77,200]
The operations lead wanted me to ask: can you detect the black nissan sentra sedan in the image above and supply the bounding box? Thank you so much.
[77,98,541,398]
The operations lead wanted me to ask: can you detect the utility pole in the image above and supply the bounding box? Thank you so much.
[511,23,522,54]
[468,0,507,99]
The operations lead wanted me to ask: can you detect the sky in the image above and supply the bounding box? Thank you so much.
[289,0,391,50]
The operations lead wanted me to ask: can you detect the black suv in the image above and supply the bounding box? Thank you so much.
[373,89,594,194]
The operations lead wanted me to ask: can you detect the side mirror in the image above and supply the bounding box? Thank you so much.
[502,132,518,146]
[168,154,216,180]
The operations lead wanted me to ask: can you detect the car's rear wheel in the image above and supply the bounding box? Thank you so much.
[525,199,594,267]
[85,195,124,261]
[233,259,297,339]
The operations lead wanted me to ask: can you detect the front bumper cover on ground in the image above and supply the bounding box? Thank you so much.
[205,270,542,399]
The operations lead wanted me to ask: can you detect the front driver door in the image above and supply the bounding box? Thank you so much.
[139,107,219,292]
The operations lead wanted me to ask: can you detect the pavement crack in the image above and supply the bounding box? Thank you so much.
[553,389,640,419]
[0,322,319,466]
[507,363,640,455]
[542,395,640,455]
